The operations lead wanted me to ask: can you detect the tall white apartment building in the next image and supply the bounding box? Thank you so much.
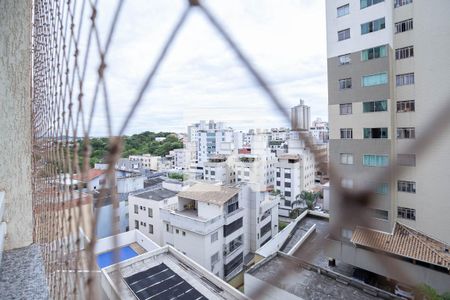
[187,120,235,167]
[128,185,179,246]
[234,134,277,191]
[275,132,316,217]
[310,118,330,144]
[291,99,311,130]
[160,183,247,280]
[326,0,450,292]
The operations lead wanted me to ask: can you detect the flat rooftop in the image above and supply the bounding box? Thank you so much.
[134,188,177,201]
[103,246,245,300]
[178,183,239,206]
[247,254,379,300]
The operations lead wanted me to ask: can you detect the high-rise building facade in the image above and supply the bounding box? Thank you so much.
[291,99,311,130]
[326,0,450,292]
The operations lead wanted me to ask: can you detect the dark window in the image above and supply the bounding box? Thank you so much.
[395,19,413,33]
[227,196,239,214]
[285,191,291,197]
[397,100,415,112]
[284,182,291,188]
[363,100,387,112]
[338,28,351,41]
[135,220,139,229]
[224,217,243,237]
[260,222,272,237]
[339,78,352,89]
[361,18,385,34]
[224,252,243,277]
[361,0,384,9]
[364,128,388,139]
[395,46,414,60]
[284,173,291,179]
[397,207,416,220]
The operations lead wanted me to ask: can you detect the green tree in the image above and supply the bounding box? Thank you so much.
[291,191,319,210]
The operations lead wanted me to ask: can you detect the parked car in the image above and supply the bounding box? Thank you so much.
[394,283,415,300]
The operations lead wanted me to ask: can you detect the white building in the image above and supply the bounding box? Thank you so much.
[291,99,311,130]
[129,154,162,171]
[128,184,179,246]
[234,134,277,191]
[160,183,247,280]
[167,148,192,170]
[310,118,329,144]
[203,155,236,184]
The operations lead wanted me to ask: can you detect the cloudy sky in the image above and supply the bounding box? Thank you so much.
[81,0,328,136]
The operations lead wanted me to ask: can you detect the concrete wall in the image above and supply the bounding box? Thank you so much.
[0,1,33,250]
[244,273,300,300]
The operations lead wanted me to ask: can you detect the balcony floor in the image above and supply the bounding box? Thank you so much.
[0,244,49,299]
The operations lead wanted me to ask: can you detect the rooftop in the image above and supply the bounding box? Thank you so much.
[178,183,239,206]
[143,177,164,188]
[103,246,246,300]
[72,168,105,181]
[246,253,379,300]
[133,188,177,201]
[352,222,450,270]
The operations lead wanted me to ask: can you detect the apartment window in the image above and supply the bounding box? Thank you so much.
[337,4,350,17]
[364,128,388,139]
[362,72,388,87]
[211,231,218,243]
[396,73,414,86]
[285,182,291,188]
[176,229,179,234]
[284,173,291,179]
[338,28,351,41]
[340,103,352,115]
[224,217,243,237]
[371,209,388,220]
[340,128,353,139]
[227,196,239,214]
[376,183,389,194]
[397,127,415,139]
[395,19,413,33]
[397,207,416,220]
[166,224,169,232]
[182,231,186,236]
[361,0,384,9]
[341,178,354,189]
[394,0,412,8]
[134,205,138,214]
[211,252,219,265]
[339,78,352,90]
[149,224,154,234]
[363,100,387,112]
[205,170,208,174]
[363,154,389,167]
[397,100,415,112]
[361,18,385,35]
[339,53,351,65]
[340,153,354,165]
[285,191,291,197]
[148,208,153,218]
[398,180,416,193]
[135,220,139,229]
[395,46,414,60]
[224,253,243,277]
[397,154,416,166]
[361,45,387,61]
[260,222,272,237]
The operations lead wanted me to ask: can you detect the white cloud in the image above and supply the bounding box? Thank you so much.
[78,0,327,136]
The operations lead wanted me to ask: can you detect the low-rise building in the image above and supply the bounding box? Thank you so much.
[128,185,178,246]
[129,154,162,171]
[203,155,235,184]
[160,183,247,280]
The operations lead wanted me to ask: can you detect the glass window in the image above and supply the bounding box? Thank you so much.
[339,78,352,90]
[361,18,385,34]
[397,100,415,112]
[338,28,351,41]
[395,19,413,33]
[337,4,350,17]
[395,46,414,60]
[394,0,413,8]
[362,72,388,87]
[371,209,388,220]
[340,103,352,115]
[398,180,416,193]
[340,128,353,139]
[211,252,219,265]
[340,153,354,165]
[361,45,387,61]
[397,127,415,139]
[364,128,388,139]
[397,207,416,220]
[149,224,154,234]
[363,100,387,112]
[396,73,414,86]
[339,53,351,65]
[363,154,389,167]
[361,0,384,9]
[134,205,138,214]
[211,231,218,243]
[148,208,153,218]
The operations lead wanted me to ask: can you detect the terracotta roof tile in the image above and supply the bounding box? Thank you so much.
[72,169,106,181]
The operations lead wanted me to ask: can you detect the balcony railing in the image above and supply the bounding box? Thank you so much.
[160,208,224,235]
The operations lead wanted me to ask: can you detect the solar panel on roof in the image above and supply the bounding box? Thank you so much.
[124,263,207,300]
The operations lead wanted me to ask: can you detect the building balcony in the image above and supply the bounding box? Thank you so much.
[160,207,224,235]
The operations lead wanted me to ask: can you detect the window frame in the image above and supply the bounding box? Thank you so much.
[395,19,413,33]
[362,72,388,87]
[338,28,351,41]
[363,100,388,113]
[337,4,350,17]
[340,153,354,165]
[361,17,386,35]
[340,128,353,139]
[339,78,352,90]
[340,103,353,115]
[396,100,415,112]
[395,46,414,60]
